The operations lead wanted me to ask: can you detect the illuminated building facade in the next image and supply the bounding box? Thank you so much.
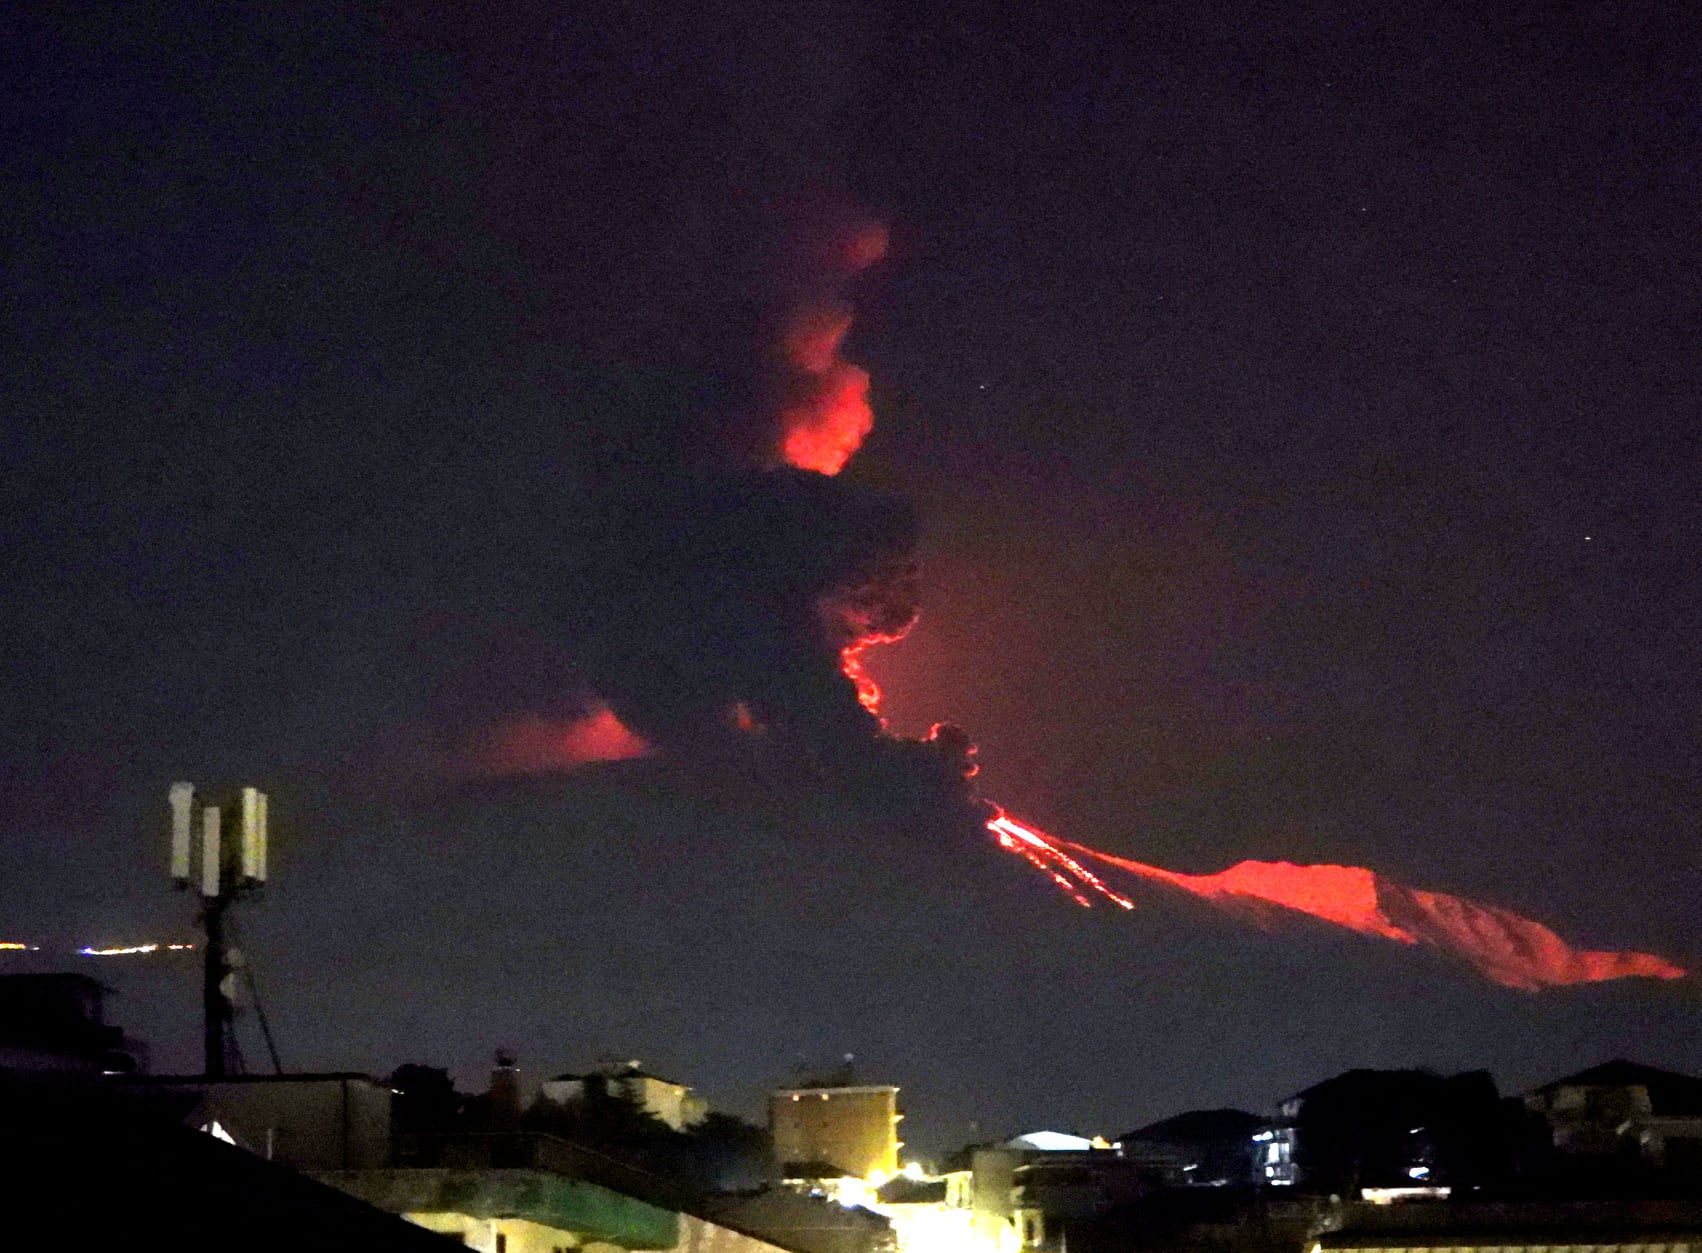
[771,1082,902,1181]
[872,1173,974,1253]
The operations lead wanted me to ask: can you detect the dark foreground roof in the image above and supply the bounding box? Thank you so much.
[0,1073,461,1251]
[877,1177,947,1205]
[1319,1200,1702,1249]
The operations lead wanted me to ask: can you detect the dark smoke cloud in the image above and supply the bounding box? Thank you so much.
[563,468,904,749]
[482,444,976,832]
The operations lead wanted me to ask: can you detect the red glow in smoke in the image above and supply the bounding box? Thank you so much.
[777,223,887,476]
[838,221,891,271]
[987,810,1686,991]
[841,630,908,714]
[476,707,652,777]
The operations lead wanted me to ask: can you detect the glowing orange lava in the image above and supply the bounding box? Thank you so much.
[841,630,908,715]
[986,810,1686,991]
[476,707,652,776]
[987,809,1134,910]
[777,222,887,476]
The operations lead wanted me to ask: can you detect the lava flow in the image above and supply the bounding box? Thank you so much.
[986,810,1686,992]
[987,809,1134,910]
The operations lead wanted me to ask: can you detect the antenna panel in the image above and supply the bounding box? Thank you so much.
[256,791,268,882]
[169,781,195,882]
[240,787,267,883]
[201,806,222,898]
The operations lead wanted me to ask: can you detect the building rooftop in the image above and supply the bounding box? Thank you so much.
[782,1159,856,1180]
[1005,1131,1100,1151]
[121,1071,382,1084]
[2,1072,460,1251]
[550,1060,687,1087]
[1528,1060,1702,1113]
[1120,1108,1265,1146]
[877,1178,947,1205]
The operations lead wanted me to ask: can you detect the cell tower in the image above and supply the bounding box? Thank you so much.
[169,781,268,1077]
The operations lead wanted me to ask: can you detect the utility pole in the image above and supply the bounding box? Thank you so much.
[170,781,268,1078]
[202,889,232,1076]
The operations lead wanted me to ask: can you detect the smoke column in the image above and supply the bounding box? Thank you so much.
[776,221,888,476]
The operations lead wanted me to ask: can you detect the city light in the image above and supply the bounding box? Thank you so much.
[75,942,195,957]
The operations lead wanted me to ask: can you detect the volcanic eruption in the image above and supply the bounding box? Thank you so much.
[512,202,1684,995]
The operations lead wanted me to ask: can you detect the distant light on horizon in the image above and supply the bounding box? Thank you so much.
[6,937,196,956]
[74,942,196,957]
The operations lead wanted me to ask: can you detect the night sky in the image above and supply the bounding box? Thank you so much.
[4,1,1699,1153]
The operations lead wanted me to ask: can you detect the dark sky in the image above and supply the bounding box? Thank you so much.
[3,0,1699,1152]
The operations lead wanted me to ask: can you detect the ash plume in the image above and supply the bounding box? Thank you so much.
[528,457,978,830]
[422,198,996,849]
[564,466,917,760]
[489,202,983,816]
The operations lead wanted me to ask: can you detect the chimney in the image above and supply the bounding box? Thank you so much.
[489,1049,521,1134]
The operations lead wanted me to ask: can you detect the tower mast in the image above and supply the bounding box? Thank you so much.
[169,781,268,1077]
